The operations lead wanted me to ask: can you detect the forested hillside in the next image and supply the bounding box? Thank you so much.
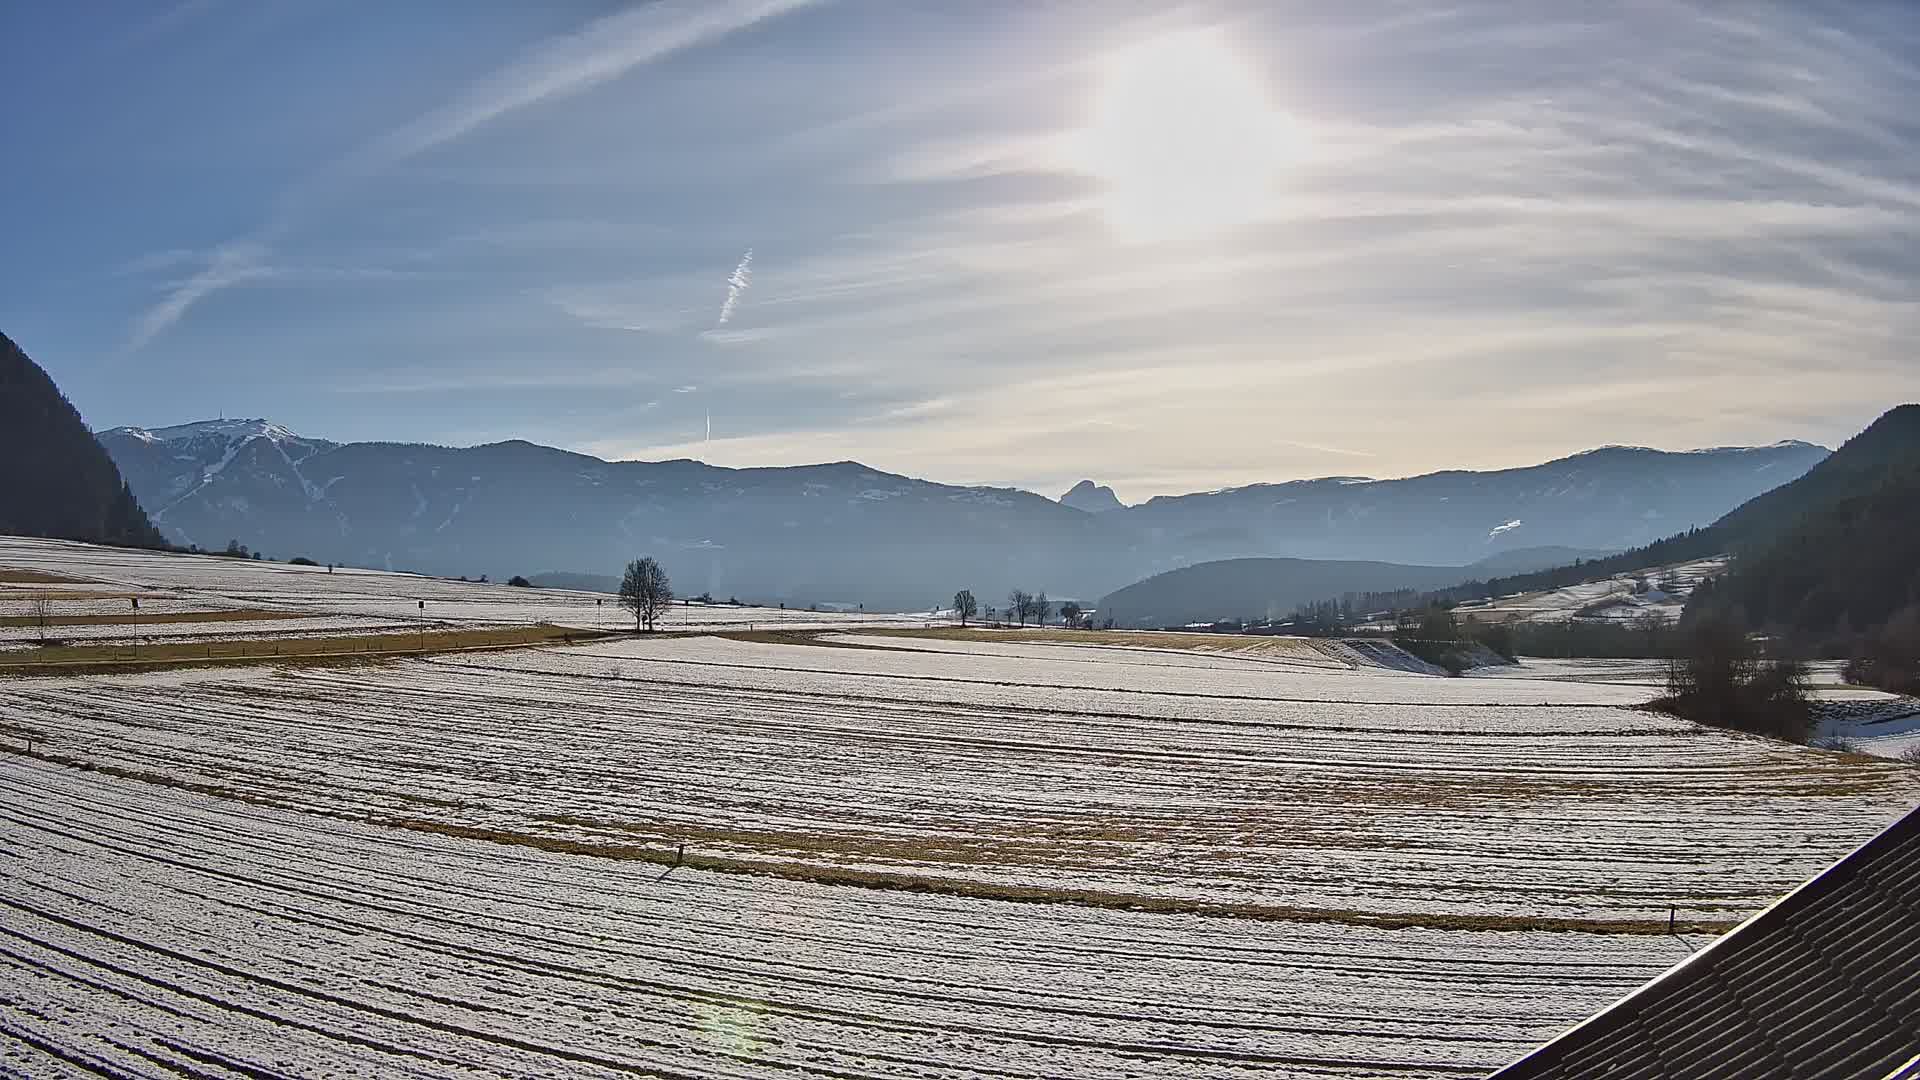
[1705,407,1920,681]
[0,332,164,548]
[1713,462,1919,635]
[1427,529,1723,607]
[1433,405,1920,621]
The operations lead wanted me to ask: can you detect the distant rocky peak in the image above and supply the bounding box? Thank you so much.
[1061,479,1124,513]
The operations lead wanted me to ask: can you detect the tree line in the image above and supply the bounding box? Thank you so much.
[949,588,1087,628]
[1701,462,1920,694]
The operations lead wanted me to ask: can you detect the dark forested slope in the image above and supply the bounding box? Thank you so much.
[0,332,164,548]
[1707,405,1920,636]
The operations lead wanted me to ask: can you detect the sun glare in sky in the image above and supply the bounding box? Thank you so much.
[1076,29,1304,242]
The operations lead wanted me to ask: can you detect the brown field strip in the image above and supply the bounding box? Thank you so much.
[0,624,611,674]
[0,564,98,580]
[863,626,1335,657]
[0,608,315,628]
[0,588,168,600]
[379,816,1740,935]
[0,567,89,584]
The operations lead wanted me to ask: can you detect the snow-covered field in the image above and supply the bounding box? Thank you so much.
[4,537,1919,1077]
[0,536,925,650]
[3,760,1688,1080]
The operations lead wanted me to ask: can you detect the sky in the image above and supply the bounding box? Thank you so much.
[4,1,1917,501]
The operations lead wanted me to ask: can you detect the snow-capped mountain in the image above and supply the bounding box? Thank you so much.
[106,419,339,513]
[96,420,1829,609]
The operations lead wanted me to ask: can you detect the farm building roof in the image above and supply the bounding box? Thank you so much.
[1490,802,1920,1080]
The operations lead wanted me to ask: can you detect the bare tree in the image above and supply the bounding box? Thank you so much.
[1008,589,1032,627]
[619,557,674,631]
[953,589,978,626]
[30,592,52,642]
[1059,601,1083,628]
[1033,591,1049,626]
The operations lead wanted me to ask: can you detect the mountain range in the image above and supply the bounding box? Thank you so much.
[97,418,1828,610]
[1101,441,1826,564]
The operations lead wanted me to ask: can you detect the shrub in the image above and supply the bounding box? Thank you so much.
[507,575,532,588]
[1843,605,1920,695]
[289,556,318,566]
[1391,604,1475,674]
[1473,621,1517,661]
[1654,608,1812,741]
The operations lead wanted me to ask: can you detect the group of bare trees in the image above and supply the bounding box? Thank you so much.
[1006,590,1049,626]
[618,557,673,631]
[947,589,1090,629]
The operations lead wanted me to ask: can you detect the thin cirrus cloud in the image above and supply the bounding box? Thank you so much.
[580,0,1916,492]
[121,0,822,353]
[52,0,1920,494]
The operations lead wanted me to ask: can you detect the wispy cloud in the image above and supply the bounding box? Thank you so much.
[125,0,823,351]
[716,247,754,326]
[75,0,1920,494]
[348,1,820,178]
[332,369,666,395]
[107,0,225,57]
[126,242,272,352]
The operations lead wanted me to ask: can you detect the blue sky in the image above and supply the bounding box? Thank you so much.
[4,1,1917,499]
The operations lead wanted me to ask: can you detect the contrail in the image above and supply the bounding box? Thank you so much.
[127,0,822,353]
[716,248,753,325]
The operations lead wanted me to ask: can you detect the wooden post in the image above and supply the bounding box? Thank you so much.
[1668,904,1676,933]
